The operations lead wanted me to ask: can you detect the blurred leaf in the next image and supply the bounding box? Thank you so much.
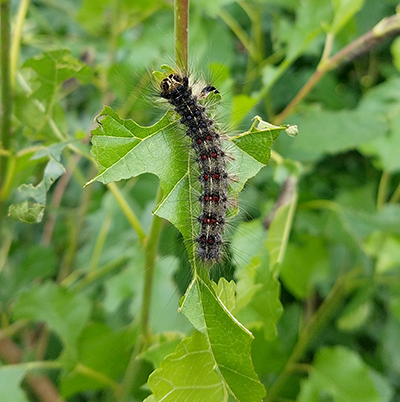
[265,181,298,268]
[23,49,93,102]
[179,275,266,401]
[8,159,65,223]
[279,105,387,162]
[337,300,372,331]
[330,0,365,34]
[298,346,381,402]
[13,282,92,359]
[148,331,227,401]
[8,201,44,224]
[60,323,132,397]
[286,0,332,60]
[0,366,28,402]
[280,235,330,299]
[235,249,283,340]
[142,332,186,368]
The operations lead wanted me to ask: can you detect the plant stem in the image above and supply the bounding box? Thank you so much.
[107,182,147,243]
[377,171,390,210]
[175,0,189,71]
[10,0,30,89]
[274,12,400,124]
[119,186,164,401]
[0,0,12,206]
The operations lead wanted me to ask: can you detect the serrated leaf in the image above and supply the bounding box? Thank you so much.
[13,282,92,360]
[211,277,236,312]
[89,107,285,261]
[179,275,266,402]
[0,366,28,402]
[297,346,381,402]
[148,331,227,402]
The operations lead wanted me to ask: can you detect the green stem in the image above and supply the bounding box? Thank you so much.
[0,0,12,206]
[10,0,30,89]
[119,186,164,401]
[88,213,113,272]
[107,182,147,243]
[218,8,258,62]
[175,0,189,71]
[377,171,390,210]
[265,270,357,402]
[389,180,400,204]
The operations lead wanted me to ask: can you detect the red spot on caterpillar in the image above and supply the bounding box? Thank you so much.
[206,135,212,141]
[197,139,202,144]
[204,174,209,181]
[213,195,219,202]
[213,173,220,180]
[211,152,217,158]
[201,154,207,160]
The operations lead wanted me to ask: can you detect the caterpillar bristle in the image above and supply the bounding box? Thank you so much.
[157,69,230,262]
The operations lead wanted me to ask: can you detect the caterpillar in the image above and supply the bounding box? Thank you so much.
[159,72,229,262]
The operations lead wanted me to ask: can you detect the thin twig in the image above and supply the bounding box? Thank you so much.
[274,12,400,124]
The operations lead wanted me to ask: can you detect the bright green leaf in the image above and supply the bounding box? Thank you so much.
[148,331,227,401]
[0,366,28,402]
[298,346,381,402]
[179,276,266,402]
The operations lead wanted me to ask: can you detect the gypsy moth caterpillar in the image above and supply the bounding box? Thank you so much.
[157,69,230,262]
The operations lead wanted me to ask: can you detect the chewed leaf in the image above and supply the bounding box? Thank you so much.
[179,276,266,402]
[88,107,289,261]
[148,331,227,402]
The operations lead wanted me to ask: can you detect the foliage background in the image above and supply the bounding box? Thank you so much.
[1,0,400,401]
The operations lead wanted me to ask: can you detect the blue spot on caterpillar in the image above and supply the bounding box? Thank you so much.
[159,73,228,261]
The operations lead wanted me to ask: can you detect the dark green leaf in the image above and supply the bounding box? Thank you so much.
[13,282,92,359]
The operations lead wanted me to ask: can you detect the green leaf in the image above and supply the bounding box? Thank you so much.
[60,323,132,397]
[13,282,92,360]
[8,159,65,223]
[265,180,298,268]
[8,201,44,224]
[0,366,28,402]
[148,331,227,401]
[286,0,332,60]
[89,107,286,261]
[235,249,283,340]
[23,49,93,102]
[330,0,365,34]
[141,332,186,368]
[211,277,236,313]
[297,346,381,402]
[280,235,330,299]
[179,275,266,402]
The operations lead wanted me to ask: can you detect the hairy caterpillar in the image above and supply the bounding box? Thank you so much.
[158,72,230,262]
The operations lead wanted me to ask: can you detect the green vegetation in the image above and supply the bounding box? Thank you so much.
[1,1,400,401]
